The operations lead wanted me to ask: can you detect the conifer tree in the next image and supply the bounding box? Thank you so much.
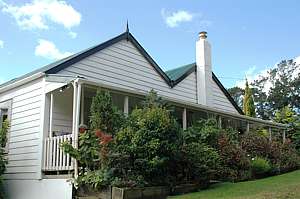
[243,80,256,117]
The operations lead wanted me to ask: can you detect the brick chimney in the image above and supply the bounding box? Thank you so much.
[196,31,212,106]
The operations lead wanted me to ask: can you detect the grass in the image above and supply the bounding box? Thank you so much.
[169,170,300,199]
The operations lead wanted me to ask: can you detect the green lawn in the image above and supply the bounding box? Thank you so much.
[169,170,300,199]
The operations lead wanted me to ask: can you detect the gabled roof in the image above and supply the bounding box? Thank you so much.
[0,30,243,114]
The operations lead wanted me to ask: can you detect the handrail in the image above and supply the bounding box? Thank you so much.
[43,134,73,171]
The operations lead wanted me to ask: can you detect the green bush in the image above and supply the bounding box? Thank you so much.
[250,157,271,178]
[114,105,181,186]
[182,142,220,185]
[184,119,220,147]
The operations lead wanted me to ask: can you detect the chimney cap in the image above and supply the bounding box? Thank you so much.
[199,31,207,39]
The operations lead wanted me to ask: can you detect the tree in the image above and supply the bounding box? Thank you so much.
[243,80,256,117]
[90,90,124,135]
[274,106,300,153]
[228,86,244,110]
[252,60,300,119]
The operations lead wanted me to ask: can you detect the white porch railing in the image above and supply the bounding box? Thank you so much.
[43,134,74,171]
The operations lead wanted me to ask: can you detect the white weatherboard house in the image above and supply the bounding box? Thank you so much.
[0,29,286,199]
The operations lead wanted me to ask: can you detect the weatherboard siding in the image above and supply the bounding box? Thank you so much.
[0,78,43,180]
[58,39,198,103]
[210,79,238,114]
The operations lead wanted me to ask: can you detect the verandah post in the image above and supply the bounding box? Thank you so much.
[283,129,286,143]
[72,80,78,178]
[124,96,129,116]
[74,82,82,178]
[218,116,222,129]
[182,108,187,130]
[49,92,54,138]
[246,122,250,133]
[269,127,272,142]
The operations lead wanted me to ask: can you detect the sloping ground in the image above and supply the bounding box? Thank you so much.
[169,170,300,199]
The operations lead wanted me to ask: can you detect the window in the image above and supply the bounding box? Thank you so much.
[0,100,12,152]
[187,109,208,127]
[0,109,8,127]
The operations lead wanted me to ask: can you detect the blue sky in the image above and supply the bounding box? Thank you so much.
[0,0,299,88]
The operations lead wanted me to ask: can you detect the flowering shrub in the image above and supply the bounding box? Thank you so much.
[217,133,251,182]
[62,90,124,189]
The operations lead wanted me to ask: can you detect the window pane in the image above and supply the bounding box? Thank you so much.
[170,106,183,128]
[129,96,144,113]
[187,109,208,127]
[111,92,125,112]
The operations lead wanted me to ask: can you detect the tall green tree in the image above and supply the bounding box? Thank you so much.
[243,80,256,117]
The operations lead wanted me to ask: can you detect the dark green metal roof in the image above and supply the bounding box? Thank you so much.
[165,63,196,82]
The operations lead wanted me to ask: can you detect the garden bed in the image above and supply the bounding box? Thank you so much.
[77,186,169,199]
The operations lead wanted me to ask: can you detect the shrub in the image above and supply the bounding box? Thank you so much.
[250,157,271,178]
[277,141,300,173]
[217,133,251,182]
[62,90,124,189]
[114,105,181,186]
[184,119,220,147]
[77,168,115,189]
[240,131,271,159]
[182,142,220,185]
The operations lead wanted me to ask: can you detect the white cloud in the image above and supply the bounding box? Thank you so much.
[1,0,81,30]
[161,9,194,28]
[236,65,272,93]
[68,31,77,39]
[0,40,3,48]
[35,39,72,60]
